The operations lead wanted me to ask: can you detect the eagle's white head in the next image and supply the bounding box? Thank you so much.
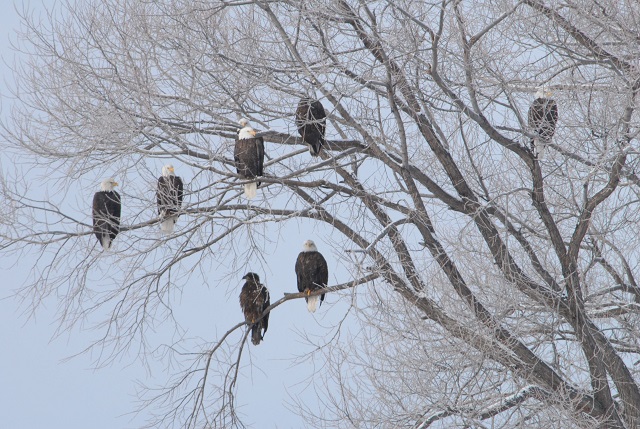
[162,164,176,177]
[238,118,257,140]
[302,239,318,252]
[535,86,553,99]
[100,178,118,192]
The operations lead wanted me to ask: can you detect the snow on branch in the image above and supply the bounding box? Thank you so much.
[415,385,549,428]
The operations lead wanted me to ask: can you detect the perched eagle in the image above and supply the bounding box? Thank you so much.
[295,98,326,156]
[528,87,558,157]
[156,164,184,234]
[239,272,270,345]
[92,178,121,251]
[295,240,329,313]
[234,118,264,199]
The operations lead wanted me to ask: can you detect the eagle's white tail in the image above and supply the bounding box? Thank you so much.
[101,235,112,251]
[532,138,547,158]
[160,216,177,234]
[244,182,257,199]
[307,295,320,313]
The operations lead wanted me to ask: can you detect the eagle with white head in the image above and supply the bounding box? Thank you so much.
[528,87,558,157]
[92,178,121,250]
[295,239,329,312]
[234,119,265,199]
[156,164,184,234]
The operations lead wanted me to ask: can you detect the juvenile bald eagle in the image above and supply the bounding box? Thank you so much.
[239,272,270,345]
[234,119,264,199]
[157,164,184,234]
[295,98,326,156]
[528,87,558,157]
[295,240,329,313]
[92,178,121,250]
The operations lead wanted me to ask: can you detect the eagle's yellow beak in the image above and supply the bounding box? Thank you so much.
[113,182,119,187]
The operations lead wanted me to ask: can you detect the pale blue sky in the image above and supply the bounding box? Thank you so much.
[0,2,350,428]
[0,4,150,428]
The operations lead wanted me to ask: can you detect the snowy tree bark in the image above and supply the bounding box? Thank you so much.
[2,0,640,427]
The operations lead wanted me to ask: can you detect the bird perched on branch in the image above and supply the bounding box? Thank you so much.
[295,240,329,312]
[234,118,264,199]
[156,164,184,234]
[295,98,327,156]
[239,272,270,345]
[92,178,121,250]
[528,87,558,157]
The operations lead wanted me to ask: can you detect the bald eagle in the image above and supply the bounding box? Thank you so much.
[157,164,184,234]
[295,98,326,156]
[234,119,264,199]
[295,240,329,313]
[528,87,558,157]
[92,178,121,250]
[239,272,270,345]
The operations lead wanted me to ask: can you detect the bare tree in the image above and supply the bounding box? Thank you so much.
[3,0,640,427]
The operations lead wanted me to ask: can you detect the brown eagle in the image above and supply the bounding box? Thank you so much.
[295,98,326,156]
[239,272,270,345]
[295,240,329,312]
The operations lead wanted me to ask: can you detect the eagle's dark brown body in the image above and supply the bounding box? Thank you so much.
[157,175,184,218]
[234,137,264,183]
[295,98,326,156]
[92,185,121,250]
[528,96,558,156]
